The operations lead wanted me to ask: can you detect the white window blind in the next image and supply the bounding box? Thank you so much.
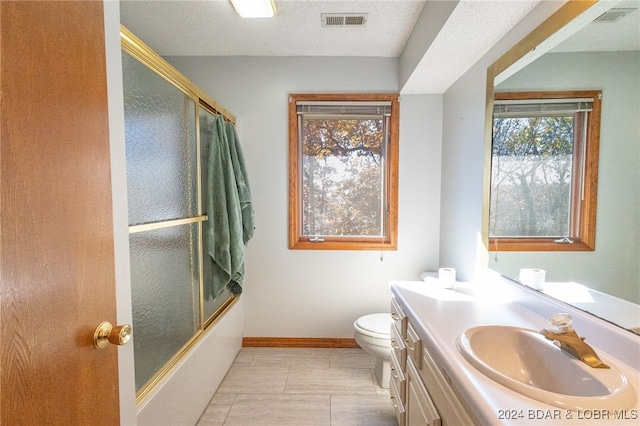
[297,101,392,117]
[494,98,593,118]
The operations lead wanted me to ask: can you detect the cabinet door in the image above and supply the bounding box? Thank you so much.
[420,342,478,425]
[406,358,441,426]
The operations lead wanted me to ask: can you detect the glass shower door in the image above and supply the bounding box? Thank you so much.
[122,50,201,393]
[121,27,240,399]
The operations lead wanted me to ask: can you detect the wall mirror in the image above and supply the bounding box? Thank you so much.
[483,0,639,333]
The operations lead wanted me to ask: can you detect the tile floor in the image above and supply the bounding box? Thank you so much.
[196,347,398,426]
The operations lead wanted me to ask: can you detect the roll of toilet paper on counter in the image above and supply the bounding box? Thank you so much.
[438,268,456,289]
[519,268,546,290]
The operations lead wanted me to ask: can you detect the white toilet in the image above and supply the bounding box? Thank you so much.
[353,313,392,388]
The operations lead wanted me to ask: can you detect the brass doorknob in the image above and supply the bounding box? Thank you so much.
[93,321,132,349]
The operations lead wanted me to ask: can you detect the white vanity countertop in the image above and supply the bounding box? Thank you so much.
[390,279,640,425]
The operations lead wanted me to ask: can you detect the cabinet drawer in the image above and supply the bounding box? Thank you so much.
[390,370,406,426]
[406,321,422,369]
[390,321,406,372]
[390,296,407,339]
[390,348,406,400]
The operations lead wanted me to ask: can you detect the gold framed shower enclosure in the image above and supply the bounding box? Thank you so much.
[121,26,238,404]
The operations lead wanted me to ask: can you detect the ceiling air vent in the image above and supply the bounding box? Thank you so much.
[593,8,637,23]
[321,13,368,27]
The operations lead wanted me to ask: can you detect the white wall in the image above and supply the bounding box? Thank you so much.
[166,56,443,338]
[439,2,564,280]
[489,51,640,303]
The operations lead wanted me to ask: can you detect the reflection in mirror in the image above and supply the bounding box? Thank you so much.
[484,0,639,333]
[490,89,601,252]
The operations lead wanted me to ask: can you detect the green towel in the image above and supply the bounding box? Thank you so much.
[225,120,255,245]
[205,116,254,299]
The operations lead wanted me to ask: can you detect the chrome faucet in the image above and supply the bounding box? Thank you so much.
[540,313,610,369]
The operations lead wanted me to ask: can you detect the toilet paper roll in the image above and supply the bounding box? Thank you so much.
[519,268,546,290]
[438,268,456,289]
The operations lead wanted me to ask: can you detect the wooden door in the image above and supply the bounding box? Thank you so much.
[1,1,121,424]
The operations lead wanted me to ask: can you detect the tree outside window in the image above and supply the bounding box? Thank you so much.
[490,91,601,251]
[289,93,399,250]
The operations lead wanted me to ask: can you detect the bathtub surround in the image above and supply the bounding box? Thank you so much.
[122,29,246,400]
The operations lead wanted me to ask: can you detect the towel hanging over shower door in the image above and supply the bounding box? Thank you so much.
[204,115,254,299]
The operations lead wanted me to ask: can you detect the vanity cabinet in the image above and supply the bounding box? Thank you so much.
[390,297,407,425]
[390,296,478,426]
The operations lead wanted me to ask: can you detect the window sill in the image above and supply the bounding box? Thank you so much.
[489,238,594,252]
[290,238,396,251]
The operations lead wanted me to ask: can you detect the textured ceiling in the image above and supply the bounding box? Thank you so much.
[401,0,540,93]
[496,0,639,85]
[552,0,640,53]
[120,0,427,57]
[126,1,635,94]
[120,0,545,93]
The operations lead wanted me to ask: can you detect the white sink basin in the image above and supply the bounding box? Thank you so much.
[457,325,637,410]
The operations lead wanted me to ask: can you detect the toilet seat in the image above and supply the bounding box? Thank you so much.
[354,313,391,339]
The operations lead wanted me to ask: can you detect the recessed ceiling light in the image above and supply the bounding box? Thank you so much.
[230,0,276,18]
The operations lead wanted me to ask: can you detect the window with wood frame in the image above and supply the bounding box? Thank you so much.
[288,93,399,250]
[489,90,601,251]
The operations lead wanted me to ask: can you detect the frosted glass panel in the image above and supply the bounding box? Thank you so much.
[122,51,197,226]
[129,224,200,391]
